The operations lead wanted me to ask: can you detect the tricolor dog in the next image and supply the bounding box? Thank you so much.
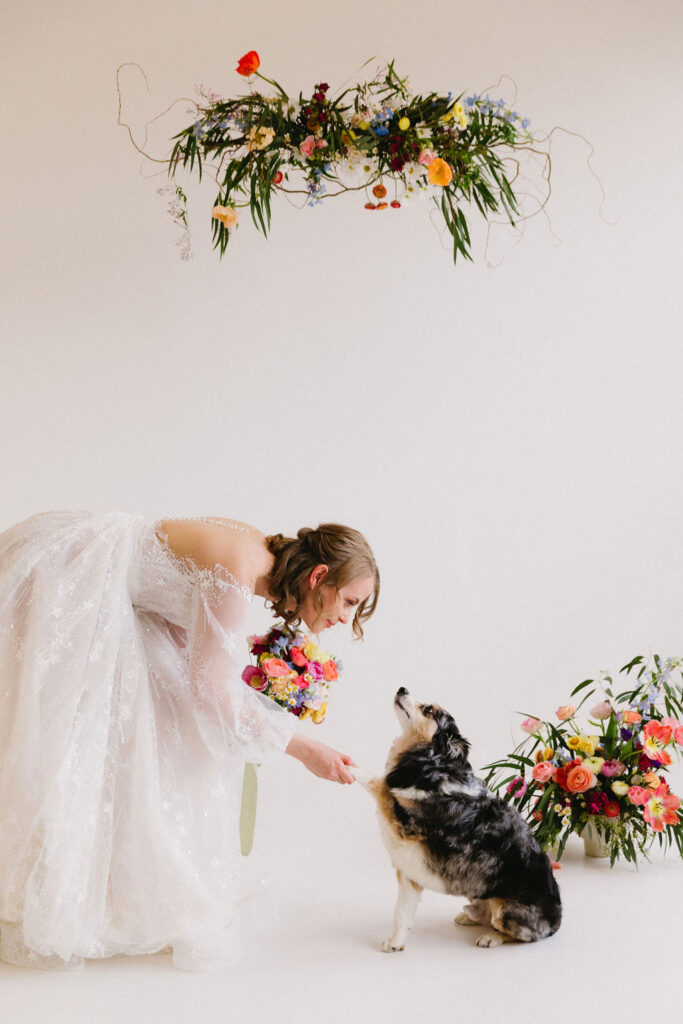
[352,688,562,951]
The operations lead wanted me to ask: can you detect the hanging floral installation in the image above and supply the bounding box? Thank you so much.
[119,52,560,266]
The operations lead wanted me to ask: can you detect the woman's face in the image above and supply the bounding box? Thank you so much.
[299,566,375,634]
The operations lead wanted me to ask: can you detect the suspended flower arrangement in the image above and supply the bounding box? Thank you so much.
[136,52,549,265]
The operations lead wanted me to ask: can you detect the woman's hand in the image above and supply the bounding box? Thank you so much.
[285,733,356,784]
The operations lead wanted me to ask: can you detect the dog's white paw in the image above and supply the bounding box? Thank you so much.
[476,931,504,948]
[454,911,479,926]
[381,939,405,953]
[350,765,375,789]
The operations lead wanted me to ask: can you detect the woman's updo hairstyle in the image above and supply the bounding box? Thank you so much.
[264,523,379,639]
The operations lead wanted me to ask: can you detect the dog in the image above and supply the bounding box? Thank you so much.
[352,687,562,951]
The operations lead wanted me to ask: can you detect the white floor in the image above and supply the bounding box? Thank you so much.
[2,833,682,1024]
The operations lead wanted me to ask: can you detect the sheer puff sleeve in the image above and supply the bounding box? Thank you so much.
[187,567,298,763]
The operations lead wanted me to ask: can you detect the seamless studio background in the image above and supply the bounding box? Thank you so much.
[2,1,682,1021]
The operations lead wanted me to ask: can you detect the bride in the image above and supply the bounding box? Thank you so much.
[0,510,379,971]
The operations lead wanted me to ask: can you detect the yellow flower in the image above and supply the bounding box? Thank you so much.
[458,114,468,129]
[212,205,239,229]
[567,736,581,750]
[247,126,275,151]
[611,781,629,797]
[341,130,357,146]
[427,158,453,187]
[441,111,454,123]
[398,116,410,130]
[583,756,605,774]
[577,734,600,756]
[543,747,555,761]
[359,120,369,131]
[453,102,464,117]
[312,703,328,724]
[303,642,324,663]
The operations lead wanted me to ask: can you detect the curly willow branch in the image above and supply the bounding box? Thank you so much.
[115,62,195,165]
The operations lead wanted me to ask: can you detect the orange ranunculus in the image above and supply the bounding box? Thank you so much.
[556,704,577,722]
[323,659,338,681]
[565,765,597,793]
[427,158,453,187]
[622,710,642,724]
[372,184,387,199]
[236,50,260,76]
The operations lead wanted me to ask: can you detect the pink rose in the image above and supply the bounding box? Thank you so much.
[556,704,577,722]
[675,726,683,745]
[531,761,554,783]
[627,786,649,805]
[308,661,324,680]
[521,717,541,734]
[315,139,328,149]
[241,666,267,691]
[418,149,436,165]
[299,135,316,157]
[600,760,625,777]
[590,701,613,720]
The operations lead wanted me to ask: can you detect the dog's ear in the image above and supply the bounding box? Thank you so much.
[386,755,422,791]
[434,721,471,762]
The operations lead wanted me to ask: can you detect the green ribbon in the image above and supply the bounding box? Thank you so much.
[239,762,259,856]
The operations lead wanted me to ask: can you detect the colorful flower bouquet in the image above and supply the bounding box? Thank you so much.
[241,624,343,723]
[483,656,683,866]
[163,51,543,265]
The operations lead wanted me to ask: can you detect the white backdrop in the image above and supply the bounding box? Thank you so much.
[2,0,683,977]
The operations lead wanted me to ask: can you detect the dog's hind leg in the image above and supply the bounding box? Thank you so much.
[382,870,423,953]
[475,898,532,947]
[454,899,492,927]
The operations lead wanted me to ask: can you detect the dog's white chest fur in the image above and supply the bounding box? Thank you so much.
[377,812,447,894]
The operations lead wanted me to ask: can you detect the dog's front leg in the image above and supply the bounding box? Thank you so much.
[349,765,380,793]
[382,870,423,953]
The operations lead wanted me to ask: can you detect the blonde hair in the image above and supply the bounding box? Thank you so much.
[264,523,379,639]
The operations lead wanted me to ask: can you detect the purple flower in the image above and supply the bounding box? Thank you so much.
[620,728,633,741]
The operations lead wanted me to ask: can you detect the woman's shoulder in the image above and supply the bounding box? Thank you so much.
[156,517,272,587]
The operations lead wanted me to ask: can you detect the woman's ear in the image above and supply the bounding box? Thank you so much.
[309,563,329,589]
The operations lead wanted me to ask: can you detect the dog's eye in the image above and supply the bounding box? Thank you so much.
[422,705,434,716]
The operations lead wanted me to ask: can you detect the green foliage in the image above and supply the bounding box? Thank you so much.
[164,61,537,264]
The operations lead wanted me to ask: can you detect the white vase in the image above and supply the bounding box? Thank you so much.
[581,820,612,858]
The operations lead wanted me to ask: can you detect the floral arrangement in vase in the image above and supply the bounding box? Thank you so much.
[483,656,683,866]
[160,50,544,265]
[242,624,342,723]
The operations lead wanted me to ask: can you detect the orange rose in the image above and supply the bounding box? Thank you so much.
[323,660,338,681]
[427,158,453,187]
[566,765,597,793]
[262,657,292,678]
[236,50,260,76]
[622,710,642,724]
[556,704,577,722]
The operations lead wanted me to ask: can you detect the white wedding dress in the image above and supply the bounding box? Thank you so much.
[0,510,297,971]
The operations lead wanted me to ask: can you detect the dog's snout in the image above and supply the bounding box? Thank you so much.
[396,687,409,698]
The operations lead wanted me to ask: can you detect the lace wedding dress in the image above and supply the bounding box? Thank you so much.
[0,510,297,971]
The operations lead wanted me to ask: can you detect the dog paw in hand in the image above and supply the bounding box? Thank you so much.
[381,939,405,953]
[476,931,504,948]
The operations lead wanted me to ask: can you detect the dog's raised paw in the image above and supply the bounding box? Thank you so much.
[476,931,504,948]
[381,939,405,953]
[454,911,479,926]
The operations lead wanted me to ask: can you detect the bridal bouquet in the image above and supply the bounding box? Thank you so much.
[483,656,683,866]
[242,624,343,722]
[164,50,537,265]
